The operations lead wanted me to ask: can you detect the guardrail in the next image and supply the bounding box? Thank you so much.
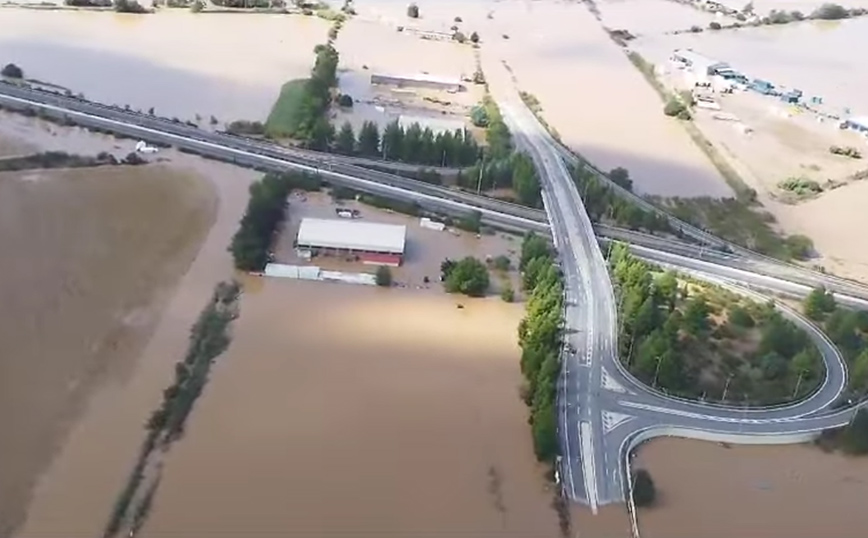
[620,425,821,538]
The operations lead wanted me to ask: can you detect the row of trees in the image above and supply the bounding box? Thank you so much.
[804,287,868,398]
[611,242,821,403]
[516,233,563,463]
[294,43,340,146]
[457,152,542,207]
[332,120,481,168]
[229,171,321,271]
[570,165,674,234]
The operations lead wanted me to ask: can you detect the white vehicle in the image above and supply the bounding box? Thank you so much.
[135,140,159,154]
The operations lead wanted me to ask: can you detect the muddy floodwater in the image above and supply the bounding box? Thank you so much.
[140,280,561,537]
[0,164,216,538]
[637,437,868,538]
[0,9,329,121]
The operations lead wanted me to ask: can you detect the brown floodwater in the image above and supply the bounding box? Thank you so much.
[637,437,868,538]
[139,280,562,537]
[7,130,259,537]
[0,164,215,538]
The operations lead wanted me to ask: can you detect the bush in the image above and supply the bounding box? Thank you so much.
[375,265,393,287]
[811,3,849,20]
[709,21,722,30]
[444,256,490,297]
[1,63,23,79]
[470,31,480,43]
[632,469,657,507]
[337,93,354,107]
[501,284,515,302]
[663,97,687,118]
[406,2,419,18]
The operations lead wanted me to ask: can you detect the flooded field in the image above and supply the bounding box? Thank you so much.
[138,279,561,537]
[476,0,732,197]
[332,16,481,132]
[637,437,868,538]
[0,164,216,538]
[0,9,329,121]
[596,0,722,35]
[572,504,632,538]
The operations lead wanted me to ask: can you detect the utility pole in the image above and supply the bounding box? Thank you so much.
[652,356,663,388]
[793,369,805,399]
[721,374,733,402]
[476,158,484,195]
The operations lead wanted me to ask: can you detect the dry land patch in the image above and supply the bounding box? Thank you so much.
[0,163,216,538]
[139,279,561,537]
[637,437,868,538]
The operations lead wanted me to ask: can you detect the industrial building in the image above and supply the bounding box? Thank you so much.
[295,218,407,266]
[842,117,868,134]
[397,114,467,136]
[671,49,731,76]
[371,73,465,92]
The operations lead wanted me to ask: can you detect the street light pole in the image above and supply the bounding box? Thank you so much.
[722,374,733,402]
[652,356,663,388]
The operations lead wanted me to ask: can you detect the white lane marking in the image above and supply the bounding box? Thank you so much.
[580,420,599,513]
[620,400,811,424]
[602,367,627,394]
[602,411,634,433]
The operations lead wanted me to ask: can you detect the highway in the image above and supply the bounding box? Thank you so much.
[5,81,868,518]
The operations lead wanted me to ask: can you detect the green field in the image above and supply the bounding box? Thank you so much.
[265,78,310,138]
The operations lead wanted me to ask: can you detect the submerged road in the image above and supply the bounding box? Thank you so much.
[4,80,868,514]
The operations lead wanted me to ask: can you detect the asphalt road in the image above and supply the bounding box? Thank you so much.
[4,80,868,510]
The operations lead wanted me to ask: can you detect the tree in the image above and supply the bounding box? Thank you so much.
[709,21,722,29]
[803,286,835,320]
[444,256,490,297]
[406,2,419,18]
[520,233,551,271]
[663,97,688,119]
[470,31,480,43]
[811,3,849,20]
[501,283,515,302]
[609,167,633,191]
[632,469,656,507]
[335,121,356,155]
[357,120,380,157]
[1,63,23,79]
[382,120,404,160]
[683,296,710,335]
[842,409,868,454]
[375,265,393,287]
[728,306,755,328]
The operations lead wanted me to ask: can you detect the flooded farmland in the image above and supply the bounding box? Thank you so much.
[139,280,561,537]
[637,437,868,538]
[0,9,329,121]
[0,164,216,538]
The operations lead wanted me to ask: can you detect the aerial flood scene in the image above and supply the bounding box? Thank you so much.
[4,0,868,537]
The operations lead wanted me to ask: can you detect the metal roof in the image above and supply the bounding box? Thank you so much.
[672,49,728,70]
[371,72,463,87]
[296,218,407,253]
[398,114,467,135]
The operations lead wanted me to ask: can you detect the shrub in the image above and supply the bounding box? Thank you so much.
[663,98,687,118]
[406,2,419,18]
[1,63,24,79]
[470,31,480,43]
[811,3,849,20]
[709,21,722,30]
[501,284,515,302]
[632,469,657,507]
[375,266,393,287]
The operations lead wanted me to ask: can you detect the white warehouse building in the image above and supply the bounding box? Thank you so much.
[295,218,407,266]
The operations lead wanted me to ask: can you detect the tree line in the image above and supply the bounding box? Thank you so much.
[333,120,481,168]
[457,152,542,207]
[570,165,673,234]
[517,233,563,463]
[229,171,321,271]
[804,287,868,400]
[611,242,821,404]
